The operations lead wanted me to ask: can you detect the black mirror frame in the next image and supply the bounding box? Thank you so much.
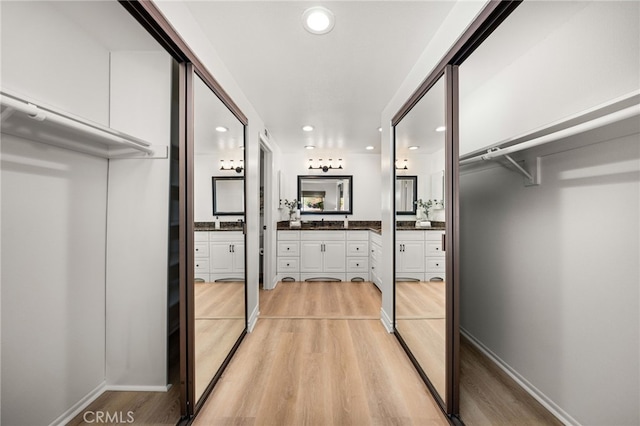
[297,175,353,215]
[396,175,418,215]
[212,176,245,215]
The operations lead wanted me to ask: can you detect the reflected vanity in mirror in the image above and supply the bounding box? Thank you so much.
[394,76,448,405]
[212,176,245,215]
[193,73,246,406]
[297,175,353,214]
[396,176,418,215]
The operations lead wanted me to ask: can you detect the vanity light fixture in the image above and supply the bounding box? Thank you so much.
[378,127,382,132]
[365,146,374,150]
[302,125,314,132]
[408,146,419,150]
[395,159,408,170]
[220,159,244,173]
[215,126,228,133]
[435,126,446,132]
[305,145,315,150]
[308,158,343,172]
[302,7,335,35]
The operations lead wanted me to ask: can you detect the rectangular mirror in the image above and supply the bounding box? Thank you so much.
[396,176,417,215]
[212,176,245,215]
[297,175,353,215]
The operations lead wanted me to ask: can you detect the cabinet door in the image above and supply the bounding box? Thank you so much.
[210,241,235,274]
[300,241,323,273]
[323,241,346,273]
[400,240,425,273]
[232,242,245,273]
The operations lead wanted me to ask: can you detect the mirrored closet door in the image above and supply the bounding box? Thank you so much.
[394,76,450,404]
[190,71,247,407]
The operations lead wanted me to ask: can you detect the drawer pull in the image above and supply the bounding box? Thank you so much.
[286,263,290,266]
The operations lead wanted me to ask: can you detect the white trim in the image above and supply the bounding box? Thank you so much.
[461,328,580,426]
[48,381,107,426]
[104,384,171,392]
[248,304,260,332]
[380,307,394,333]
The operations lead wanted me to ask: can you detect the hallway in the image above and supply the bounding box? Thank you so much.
[194,282,447,425]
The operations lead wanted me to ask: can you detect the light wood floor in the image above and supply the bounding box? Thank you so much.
[195,282,245,402]
[194,281,448,426]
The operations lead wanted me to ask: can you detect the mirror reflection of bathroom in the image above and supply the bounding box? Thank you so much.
[394,76,447,400]
[193,74,246,403]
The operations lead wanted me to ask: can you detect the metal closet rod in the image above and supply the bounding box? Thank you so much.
[0,90,154,155]
[460,103,640,165]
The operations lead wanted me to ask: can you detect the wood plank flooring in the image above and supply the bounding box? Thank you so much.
[194,282,448,426]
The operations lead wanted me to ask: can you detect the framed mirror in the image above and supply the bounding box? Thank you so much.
[297,175,353,215]
[396,176,418,215]
[212,176,245,215]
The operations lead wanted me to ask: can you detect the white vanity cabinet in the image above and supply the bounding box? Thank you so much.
[396,230,425,281]
[369,232,382,288]
[300,231,346,281]
[346,231,369,282]
[425,230,446,282]
[277,230,300,281]
[195,231,245,282]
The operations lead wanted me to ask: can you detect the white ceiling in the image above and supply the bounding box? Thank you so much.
[184,1,458,154]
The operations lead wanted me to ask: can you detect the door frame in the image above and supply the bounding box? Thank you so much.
[258,132,277,291]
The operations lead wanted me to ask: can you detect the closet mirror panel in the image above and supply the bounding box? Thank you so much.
[394,76,447,401]
[193,74,246,404]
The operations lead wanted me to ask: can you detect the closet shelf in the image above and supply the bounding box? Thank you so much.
[460,90,640,165]
[0,89,167,159]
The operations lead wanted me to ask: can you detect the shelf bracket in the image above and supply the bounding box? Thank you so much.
[482,148,541,186]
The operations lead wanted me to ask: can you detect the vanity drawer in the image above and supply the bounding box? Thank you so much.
[347,258,369,272]
[194,259,209,273]
[426,258,445,272]
[300,231,345,241]
[278,230,300,241]
[278,257,299,272]
[210,231,244,241]
[195,242,209,258]
[426,241,444,256]
[347,241,369,256]
[346,231,368,241]
[278,241,300,256]
[195,231,209,242]
[426,230,445,241]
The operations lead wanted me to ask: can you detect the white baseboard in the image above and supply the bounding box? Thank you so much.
[105,384,171,392]
[461,328,579,426]
[248,305,259,332]
[380,307,394,333]
[49,381,106,426]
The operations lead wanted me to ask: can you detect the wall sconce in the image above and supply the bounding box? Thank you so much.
[220,159,244,173]
[308,158,343,172]
[395,159,408,170]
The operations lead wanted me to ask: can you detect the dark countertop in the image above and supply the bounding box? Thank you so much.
[195,221,243,231]
[276,220,445,234]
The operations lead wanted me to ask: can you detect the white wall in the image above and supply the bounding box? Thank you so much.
[380,0,489,328]
[105,51,172,388]
[0,135,108,426]
[459,1,640,156]
[460,126,640,425]
[279,152,381,221]
[154,1,272,328]
[0,1,110,125]
[396,149,445,221]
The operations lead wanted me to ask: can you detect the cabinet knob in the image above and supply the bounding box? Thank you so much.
[286,263,290,266]
[356,247,359,250]
[196,248,199,251]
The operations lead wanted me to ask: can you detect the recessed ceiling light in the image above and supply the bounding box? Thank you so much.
[302,125,314,132]
[435,126,446,132]
[302,7,335,35]
[305,145,315,150]
[408,146,419,150]
[365,146,374,150]
[215,126,228,133]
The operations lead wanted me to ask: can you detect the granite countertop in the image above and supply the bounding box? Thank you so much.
[276,220,445,233]
[195,221,243,231]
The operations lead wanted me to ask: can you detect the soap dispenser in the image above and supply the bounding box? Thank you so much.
[344,215,349,229]
[214,216,220,230]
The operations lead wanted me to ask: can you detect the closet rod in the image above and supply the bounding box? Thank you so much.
[0,91,154,155]
[460,103,640,165]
